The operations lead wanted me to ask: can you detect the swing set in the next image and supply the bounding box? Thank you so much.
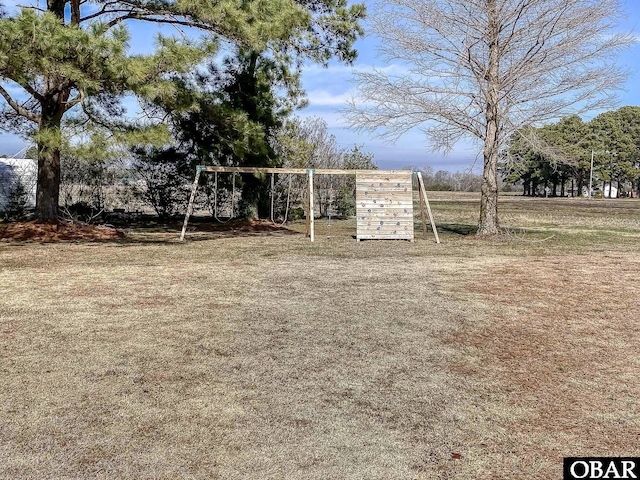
[208,170,293,226]
[211,171,236,222]
[180,166,439,243]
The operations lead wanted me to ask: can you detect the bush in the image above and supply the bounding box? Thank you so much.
[131,148,191,218]
[60,154,123,222]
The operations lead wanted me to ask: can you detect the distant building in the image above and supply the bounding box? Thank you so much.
[0,158,37,212]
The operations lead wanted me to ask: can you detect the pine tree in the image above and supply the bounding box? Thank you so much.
[0,0,364,220]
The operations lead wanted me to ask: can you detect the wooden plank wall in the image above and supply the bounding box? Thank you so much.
[356,171,414,241]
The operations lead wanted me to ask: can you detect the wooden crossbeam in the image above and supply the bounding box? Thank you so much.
[199,166,411,175]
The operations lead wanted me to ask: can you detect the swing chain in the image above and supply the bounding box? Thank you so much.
[270,172,292,227]
[213,171,236,223]
[327,176,334,235]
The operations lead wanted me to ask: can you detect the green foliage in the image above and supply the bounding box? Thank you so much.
[136,48,295,218]
[343,144,376,170]
[502,107,640,197]
[0,10,128,96]
[332,144,375,216]
[25,146,38,159]
[0,167,33,219]
[590,106,640,185]
[0,0,365,219]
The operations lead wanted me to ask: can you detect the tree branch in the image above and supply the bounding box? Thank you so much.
[13,81,46,103]
[104,11,213,31]
[79,2,128,23]
[71,0,81,24]
[0,85,41,123]
[64,90,84,112]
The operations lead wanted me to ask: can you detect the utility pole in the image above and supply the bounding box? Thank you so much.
[589,150,595,199]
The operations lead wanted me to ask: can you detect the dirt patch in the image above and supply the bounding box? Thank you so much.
[180,218,302,240]
[188,218,299,234]
[0,221,125,242]
[228,218,297,233]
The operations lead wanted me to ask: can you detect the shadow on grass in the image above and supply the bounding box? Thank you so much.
[113,221,303,245]
[437,223,478,236]
[434,223,548,239]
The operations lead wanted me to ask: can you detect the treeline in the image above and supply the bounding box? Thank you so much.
[45,117,374,221]
[128,51,377,219]
[501,106,640,198]
[407,166,483,192]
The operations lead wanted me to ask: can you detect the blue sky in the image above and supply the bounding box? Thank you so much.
[1,0,639,172]
[299,0,640,171]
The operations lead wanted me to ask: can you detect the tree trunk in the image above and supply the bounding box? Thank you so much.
[36,145,61,221]
[240,175,270,219]
[571,178,575,197]
[477,0,500,236]
[35,111,63,221]
[478,148,499,235]
[577,177,583,197]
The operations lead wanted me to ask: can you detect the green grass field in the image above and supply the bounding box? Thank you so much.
[1,194,639,479]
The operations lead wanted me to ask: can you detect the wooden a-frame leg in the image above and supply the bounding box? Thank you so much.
[417,172,440,244]
[180,168,201,242]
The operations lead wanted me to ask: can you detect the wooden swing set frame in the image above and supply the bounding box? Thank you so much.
[179,166,439,243]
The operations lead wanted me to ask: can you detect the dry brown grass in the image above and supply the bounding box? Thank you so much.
[1,194,639,479]
[445,254,640,478]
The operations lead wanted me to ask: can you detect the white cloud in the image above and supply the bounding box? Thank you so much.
[303,62,411,77]
[296,110,350,129]
[305,89,355,107]
[305,87,378,109]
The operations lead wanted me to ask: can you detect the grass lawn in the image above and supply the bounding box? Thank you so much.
[1,195,639,479]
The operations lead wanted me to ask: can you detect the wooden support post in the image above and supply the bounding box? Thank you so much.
[270,173,275,222]
[417,175,428,239]
[308,169,315,242]
[416,172,440,244]
[305,183,310,237]
[180,167,202,242]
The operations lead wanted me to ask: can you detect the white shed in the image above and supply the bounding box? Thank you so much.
[0,158,37,212]
[604,184,618,198]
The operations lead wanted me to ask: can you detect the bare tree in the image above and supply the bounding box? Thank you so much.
[346,0,635,234]
[274,117,345,216]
